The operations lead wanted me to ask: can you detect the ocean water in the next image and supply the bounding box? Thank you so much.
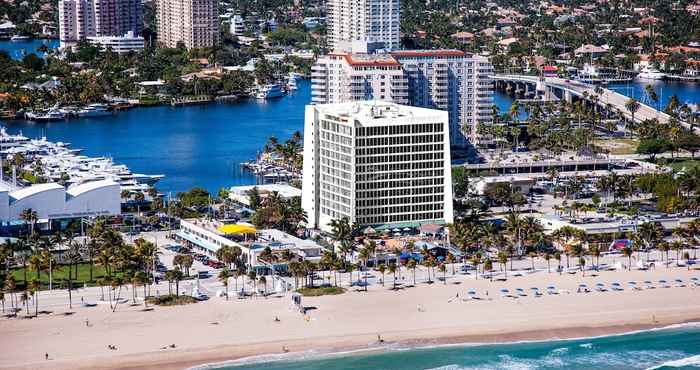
[1,81,309,194]
[0,39,59,60]
[204,324,700,370]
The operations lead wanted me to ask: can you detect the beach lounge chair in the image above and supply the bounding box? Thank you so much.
[611,282,624,291]
[530,287,542,297]
[691,277,699,287]
[516,288,527,297]
[595,283,607,292]
[500,288,511,298]
[577,283,590,293]
[658,279,670,288]
[674,278,686,287]
[643,280,655,289]
[546,285,557,295]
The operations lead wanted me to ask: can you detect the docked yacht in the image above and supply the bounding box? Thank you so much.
[77,103,112,117]
[25,109,66,121]
[10,35,30,41]
[256,84,285,99]
[286,75,298,91]
[637,67,666,80]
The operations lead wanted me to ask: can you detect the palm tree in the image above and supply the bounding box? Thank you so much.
[19,208,38,236]
[377,263,386,287]
[387,263,397,290]
[134,271,148,307]
[258,276,267,295]
[446,253,456,275]
[28,278,40,316]
[471,254,481,279]
[483,258,493,282]
[625,98,640,135]
[407,259,417,286]
[621,246,633,270]
[438,263,447,284]
[497,251,508,279]
[4,276,17,313]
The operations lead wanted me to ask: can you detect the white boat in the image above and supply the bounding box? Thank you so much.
[77,103,111,117]
[10,35,30,41]
[25,109,66,121]
[637,67,666,80]
[286,76,298,91]
[255,84,285,99]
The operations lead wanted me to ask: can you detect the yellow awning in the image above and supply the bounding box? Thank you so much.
[217,224,257,234]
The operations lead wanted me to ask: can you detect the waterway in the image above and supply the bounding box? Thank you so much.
[494,79,700,117]
[0,77,698,195]
[0,38,59,60]
[1,81,309,195]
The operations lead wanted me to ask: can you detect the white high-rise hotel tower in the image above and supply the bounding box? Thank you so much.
[327,0,401,52]
[315,0,493,147]
[302,101,454,231]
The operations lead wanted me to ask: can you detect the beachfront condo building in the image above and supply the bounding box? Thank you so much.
[59,0,142,48]
[156,0,219,49]
[327,0,400,52]
[310,50,494,147]
[302,101,454,232]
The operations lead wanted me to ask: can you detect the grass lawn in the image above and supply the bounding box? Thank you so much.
[9,262,122,290]
[296,286,346,296]
[146,295,198,306]
[592,138,639,155]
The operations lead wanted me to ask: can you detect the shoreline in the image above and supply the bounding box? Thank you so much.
[3,267,700,370]
[12,317,700,370]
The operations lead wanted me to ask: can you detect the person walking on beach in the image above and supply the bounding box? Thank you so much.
[45,353,48,360]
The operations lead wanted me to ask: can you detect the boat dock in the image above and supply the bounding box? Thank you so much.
[170,96,213,106]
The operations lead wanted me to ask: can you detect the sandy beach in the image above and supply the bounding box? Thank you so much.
[1,265,700,370]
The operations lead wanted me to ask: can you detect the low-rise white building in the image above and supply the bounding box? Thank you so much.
[228,184,301,207]
[0,180,120,222]
[302,101,453,232]
[87,31,144,53]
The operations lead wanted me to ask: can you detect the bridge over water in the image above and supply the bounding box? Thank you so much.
[491,74,692,132]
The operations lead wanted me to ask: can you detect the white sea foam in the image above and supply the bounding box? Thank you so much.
[646,354,700,370]
[579,343,593,349]
[187,321,700,369]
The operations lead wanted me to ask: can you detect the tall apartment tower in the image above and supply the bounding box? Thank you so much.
[327,0,400,52]
[59,0,141,47]
[311,50,494,147]
[156,0,219,49]
[302,101,453,232]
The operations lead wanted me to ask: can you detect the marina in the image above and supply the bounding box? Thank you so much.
[1,79,310,194]
[0,128,162,193]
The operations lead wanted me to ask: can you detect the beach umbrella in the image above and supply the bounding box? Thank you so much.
[402,227,411,231]
[392,228,400,232]
[467,289,477,296]
[363,226,376,235]
[499,288,510,297]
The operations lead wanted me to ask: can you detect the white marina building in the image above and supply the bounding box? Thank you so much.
[310,50,493,146]
[302,101,453,232]
[0,180,120,223]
